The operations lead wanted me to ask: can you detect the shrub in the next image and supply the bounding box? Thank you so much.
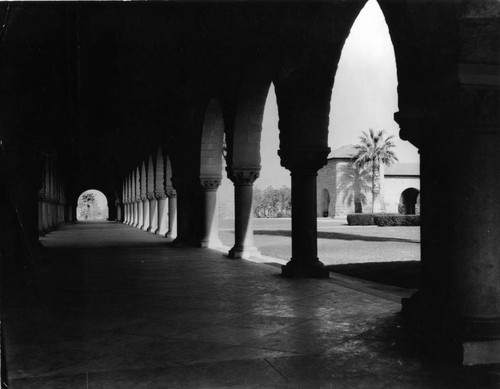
[347,213,376,225]
[347,213,421,226]
[373,214,420,226]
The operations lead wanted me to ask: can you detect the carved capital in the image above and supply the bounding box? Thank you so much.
[140,195,147,201]
[278,147,330,173]
[200,175,222,191]
[166,189,177,198]
[227,167,260,185]
[147,192,156,200]
[155,191,167,199]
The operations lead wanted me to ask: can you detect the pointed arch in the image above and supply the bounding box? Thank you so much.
[226,63,272,171]
[141,161,147,198]
[147,154,155,195]
[135,167,140,200]
[200,98,225,178]
[155,147,165,195]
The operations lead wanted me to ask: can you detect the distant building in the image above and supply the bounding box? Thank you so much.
[317,145,420,217]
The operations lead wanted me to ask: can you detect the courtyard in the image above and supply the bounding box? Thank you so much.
[219,217,420,266]
[2,222,497,388]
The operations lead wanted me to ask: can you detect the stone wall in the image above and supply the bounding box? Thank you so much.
[317,159,420,217]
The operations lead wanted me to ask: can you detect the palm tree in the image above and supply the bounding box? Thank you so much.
[354,129,398,213]
[337,161,371,213]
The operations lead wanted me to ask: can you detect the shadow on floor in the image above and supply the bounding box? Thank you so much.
[326,261,421,289]
[254,230,420,244]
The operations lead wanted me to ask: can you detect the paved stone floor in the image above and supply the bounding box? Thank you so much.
[2,223,498,388]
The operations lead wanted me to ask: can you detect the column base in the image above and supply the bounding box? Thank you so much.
[171,237,194,247]
[281,259,330,278]
[402,292,500,365]
[200,238,223,249]
[227,246,260,259]
[142,225,149,231]
[165,231,176,239]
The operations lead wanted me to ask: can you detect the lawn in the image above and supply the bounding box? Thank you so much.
[219,217,421,288]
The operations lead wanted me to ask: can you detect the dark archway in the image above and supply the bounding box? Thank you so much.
[321,188,330,217]
[399,187,419,215]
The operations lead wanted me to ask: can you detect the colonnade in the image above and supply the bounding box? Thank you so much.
[123,147,177,240]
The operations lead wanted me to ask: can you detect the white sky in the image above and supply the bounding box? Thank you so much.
[78,189,108,210]
[256,0,419,189]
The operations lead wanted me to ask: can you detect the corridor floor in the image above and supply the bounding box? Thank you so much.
[2,223,498,388]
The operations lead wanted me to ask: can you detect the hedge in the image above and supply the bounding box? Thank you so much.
[374,214,420,226]
[347,213,420,226]
[347,213,376,225]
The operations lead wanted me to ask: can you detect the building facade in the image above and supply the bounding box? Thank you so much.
[317,145,420,216]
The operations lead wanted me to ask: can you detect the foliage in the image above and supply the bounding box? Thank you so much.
[254,186,291,218]
[79,192,96,219]
[347,213,420,226]
[353,129,398,213]
[373,215,420,226]
[337,161,371,213]
[347,213,376,226]
[81,192,95,204]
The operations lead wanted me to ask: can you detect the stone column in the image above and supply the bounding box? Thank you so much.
[115,200,122,222]
[166,189,177,238]
[148,193,158,232]
[132,200,139,227]
[279,149,330,278]
[227,168,260,259]
[137,196,144,229]
[156,193,169,235]
[126,176,132,225]
[46,195,54,231]
[200,176,222,248]
[38,191,45,235]
[142,197,150,231]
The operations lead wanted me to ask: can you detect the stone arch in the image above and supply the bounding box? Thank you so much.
[76,189,108,221]
[155,147,165,195]
[321,188,330,217]
[200,98,225,179]
[140,161,147,199]
[226,65,272,172]
[398,187,419,215]
[147,154,155,196]
[375,0,459,148]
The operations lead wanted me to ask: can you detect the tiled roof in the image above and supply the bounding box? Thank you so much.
[329,144,357,159]
[385,163,419,176]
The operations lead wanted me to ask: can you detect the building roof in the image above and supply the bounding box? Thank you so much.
[385,163,419,176]
[329,144,357,159]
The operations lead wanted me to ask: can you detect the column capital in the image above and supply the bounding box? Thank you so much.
[147,192,156,200]
[115,200,122,206]
[226,167,260,186]
[140,195,147,201]
[200,175,222,191]
[278,147,330,173]
[166,188,177,198]
[154,191,167,199]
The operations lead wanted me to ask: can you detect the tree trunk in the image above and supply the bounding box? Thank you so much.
[372,159,381,213]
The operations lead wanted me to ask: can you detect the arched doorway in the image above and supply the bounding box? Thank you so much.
[399,187,419,215]
[321,188,330,217]
[76,189,109,221]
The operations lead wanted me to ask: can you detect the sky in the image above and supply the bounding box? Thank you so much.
[77,189,108,210]
[255,0,419,189]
